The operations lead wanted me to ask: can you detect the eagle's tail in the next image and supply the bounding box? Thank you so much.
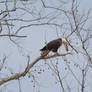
[40,46,49,56]
[40,50,50,56]
[40,46,47,51]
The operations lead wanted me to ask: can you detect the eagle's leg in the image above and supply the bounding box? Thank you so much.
[53,52,60,56]
[52,49,60,56]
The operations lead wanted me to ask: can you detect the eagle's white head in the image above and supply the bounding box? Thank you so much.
[61,37,70,53]
[62,38,68,45]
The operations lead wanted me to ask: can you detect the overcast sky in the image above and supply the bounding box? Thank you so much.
[0,0,92,92]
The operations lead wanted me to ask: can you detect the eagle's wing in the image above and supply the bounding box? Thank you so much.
[40,39,62,51]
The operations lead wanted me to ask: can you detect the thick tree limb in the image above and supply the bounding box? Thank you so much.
[0,52,71,86]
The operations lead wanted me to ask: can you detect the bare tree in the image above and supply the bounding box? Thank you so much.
[0,0,91,92]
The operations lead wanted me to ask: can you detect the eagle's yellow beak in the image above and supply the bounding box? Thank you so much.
[62,38,67,45]
[63,41,67,46]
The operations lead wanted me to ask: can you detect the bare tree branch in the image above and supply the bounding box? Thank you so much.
[0,52,70,86]
[0,34,27,38]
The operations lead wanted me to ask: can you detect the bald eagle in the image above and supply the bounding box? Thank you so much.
[40,38,69,56]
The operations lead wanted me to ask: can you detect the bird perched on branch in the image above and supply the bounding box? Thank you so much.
[40,38,70,57]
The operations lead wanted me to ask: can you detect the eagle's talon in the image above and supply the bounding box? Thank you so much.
[67,51,71,54]
[54,52,60,56]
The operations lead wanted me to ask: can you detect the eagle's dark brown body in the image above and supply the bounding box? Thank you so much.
[40,38,66,56]
[40,38,69,56]
[40,38,62,52]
